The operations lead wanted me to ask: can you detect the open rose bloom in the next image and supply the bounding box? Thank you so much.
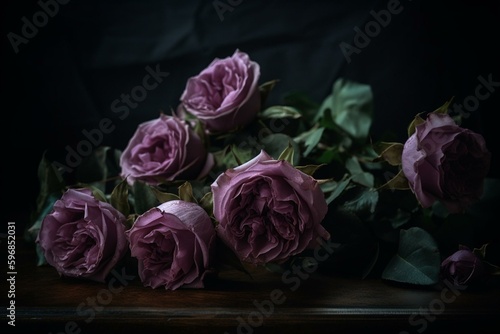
[37,188,128,283]
[211,150,330,265]
[126,200,215,290]
[180,49,261,133]
[402,112,491,213]
[120,114,214,185]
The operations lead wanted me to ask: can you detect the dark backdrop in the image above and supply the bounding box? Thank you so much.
[2,0,499,231]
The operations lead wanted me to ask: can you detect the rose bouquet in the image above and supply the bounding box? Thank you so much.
[26,49,499,291]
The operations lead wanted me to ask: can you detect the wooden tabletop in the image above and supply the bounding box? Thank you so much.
[6,240,500,334]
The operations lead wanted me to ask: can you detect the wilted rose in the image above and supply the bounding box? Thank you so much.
[402,112,490,213]
[37,188,128,283]
[180,49,261,133]
[120,114,214,185]
[126,200,215,290]
[441,248,485,287]
[211,150,330,265]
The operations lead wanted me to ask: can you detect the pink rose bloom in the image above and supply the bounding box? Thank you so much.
[126,200,215,290]
[37,188,128,283]
[402,112,490,213]
[120,114,214,185]
[180,49,261,133]
[211,150,330,265]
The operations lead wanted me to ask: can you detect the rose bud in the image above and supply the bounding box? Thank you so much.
[441,248,485,288]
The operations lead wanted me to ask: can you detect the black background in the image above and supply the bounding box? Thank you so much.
[1,0,499,232]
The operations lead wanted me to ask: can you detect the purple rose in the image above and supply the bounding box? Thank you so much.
[37,188,128,283]
[120,114,214,185]
[211,150,330,265]
[126,200,215,290]
[441,248,485,287]
[402,112,490,213]
[180,49,261,133]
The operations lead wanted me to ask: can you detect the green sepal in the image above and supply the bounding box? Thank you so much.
[178,181,197,203]
[110,178,130,216]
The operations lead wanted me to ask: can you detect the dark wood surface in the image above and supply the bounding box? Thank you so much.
[6,240,500,334]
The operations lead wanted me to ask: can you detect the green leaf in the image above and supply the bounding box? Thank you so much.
[472,243,488,259]
[295,164,325,176]
[231,147,244,166]
[330,78,373,140]
[264,262,287,274]
[431,200,450,219]
[260,105,302,119]
[407,113,425,137]
[362,242,380,279]
[36,244,47,266]
[343,187,379,215]
[199,192,214,217]
[373,142,404,166]
[230,145,256,166]
[76,183,108,203]
[193,119,208,147]
[132,181,159,215]
[303,127,325,157]
[261,133,300,166]
[352,173,374,188]
[324,176,351,205]
[282,91,320,122]
[278,141,295,165]
[433,97,454,115]
[378,169,410,191]
[232,145,255,167]
[35,152,65,219]
[317,148,341,164]
[259,79,279,106]
[178,181,197,203]
[316,178,335,185]
[382,227,441,285]
[151,187,180,204]
[484,261,500,275]
[213,146,234,168]
[110,179,130,216]
[26,192,59,265]
[25,193,59,244]
[314,95,333,124]
[213,145,254,170]
[293,123,318,143]
[75,146,110,189]
[345,156,374,188]
[125,214,138,230]
[345,156,363,174]
[390,209,412,229]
